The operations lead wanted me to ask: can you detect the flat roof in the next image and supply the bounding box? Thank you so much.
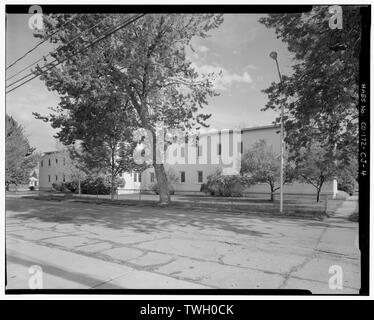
[40,125,281,152]
[241,124,280,133]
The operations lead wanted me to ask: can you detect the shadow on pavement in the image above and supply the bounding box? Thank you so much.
[6,198,273,237]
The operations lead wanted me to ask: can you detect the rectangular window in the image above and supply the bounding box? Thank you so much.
[150,172,155,183]
[198,171,203,183]
[48,175,51,182]
[217,143,221,155]
[238,141,243,154]
[41,160,43,167]
[180,171,185,183]
[198,145,202,157]
[48,158,51,166]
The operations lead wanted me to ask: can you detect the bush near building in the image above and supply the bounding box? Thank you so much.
[52,182,70,192]
[337,175,356,196]
[53,176,125,195]
[202,169,252,197]
[80,176,113,195]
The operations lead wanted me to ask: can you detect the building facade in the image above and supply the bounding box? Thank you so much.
[38,125,337,196]
[38,150,73,190]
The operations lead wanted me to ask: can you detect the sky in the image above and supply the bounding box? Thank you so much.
[6,13,294,153]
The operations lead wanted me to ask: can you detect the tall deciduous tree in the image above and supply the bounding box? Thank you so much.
[5,115,36,190]
[33,13,223,204]
[259,6,360,164]
[241,140,294,201]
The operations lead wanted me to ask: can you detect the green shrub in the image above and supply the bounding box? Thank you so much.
[65,181,79,193]
[80,176,113,195]
[203,169,251,197]
[338,175,356,196]
[52,182,69,192]
[64,175,123,194]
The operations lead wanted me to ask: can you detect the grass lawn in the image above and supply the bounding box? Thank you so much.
[17,190,345,220]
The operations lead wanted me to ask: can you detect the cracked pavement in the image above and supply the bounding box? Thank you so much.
[6,197,360,293]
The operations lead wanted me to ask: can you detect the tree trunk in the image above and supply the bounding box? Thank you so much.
[111,173,115,201]
[154,163,170,204]
[316,188,321,202]
[269,183,274,201]
[150,128,170,204]
[78,178,81,195]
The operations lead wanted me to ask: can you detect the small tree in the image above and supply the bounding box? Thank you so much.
[5,115,37,190]
[294,143,336,202]
[241,140,294,201]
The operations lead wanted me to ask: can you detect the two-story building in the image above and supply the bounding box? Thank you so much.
[38,125,337,196]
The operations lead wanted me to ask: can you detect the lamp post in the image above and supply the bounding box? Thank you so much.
[269,51,284,214]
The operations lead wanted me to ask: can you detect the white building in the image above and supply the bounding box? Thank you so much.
[38,125,337,196]
[38,150,73,190]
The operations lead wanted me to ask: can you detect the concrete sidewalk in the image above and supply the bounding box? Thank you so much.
[6,237,209,289]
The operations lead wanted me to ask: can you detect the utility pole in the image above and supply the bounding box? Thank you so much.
[269,51,284,214]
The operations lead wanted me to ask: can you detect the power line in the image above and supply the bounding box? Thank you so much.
[6,18,107,87]
[6,17,105,83]
[6,14,78,70]
[6,14,146,95]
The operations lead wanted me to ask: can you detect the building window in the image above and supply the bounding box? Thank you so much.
[48,158,51,166]
[41,160,43,167]
[180,171,185,183]
[150,172,155,183]
[238,141,243,153]
[217,143,221,155]
[198,171,203,183]
[55,175,58,181]
[48,175,51,182]
[197,145,202,157]
[56,158,58,164]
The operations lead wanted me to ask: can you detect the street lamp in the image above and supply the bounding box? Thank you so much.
[269,51,284,214]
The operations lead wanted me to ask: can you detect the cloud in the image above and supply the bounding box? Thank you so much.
[198,45,209,53]
[192,63,253,91]
[246,64,257,70]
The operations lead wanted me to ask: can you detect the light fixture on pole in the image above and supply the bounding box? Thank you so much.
[269,51,284,214]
